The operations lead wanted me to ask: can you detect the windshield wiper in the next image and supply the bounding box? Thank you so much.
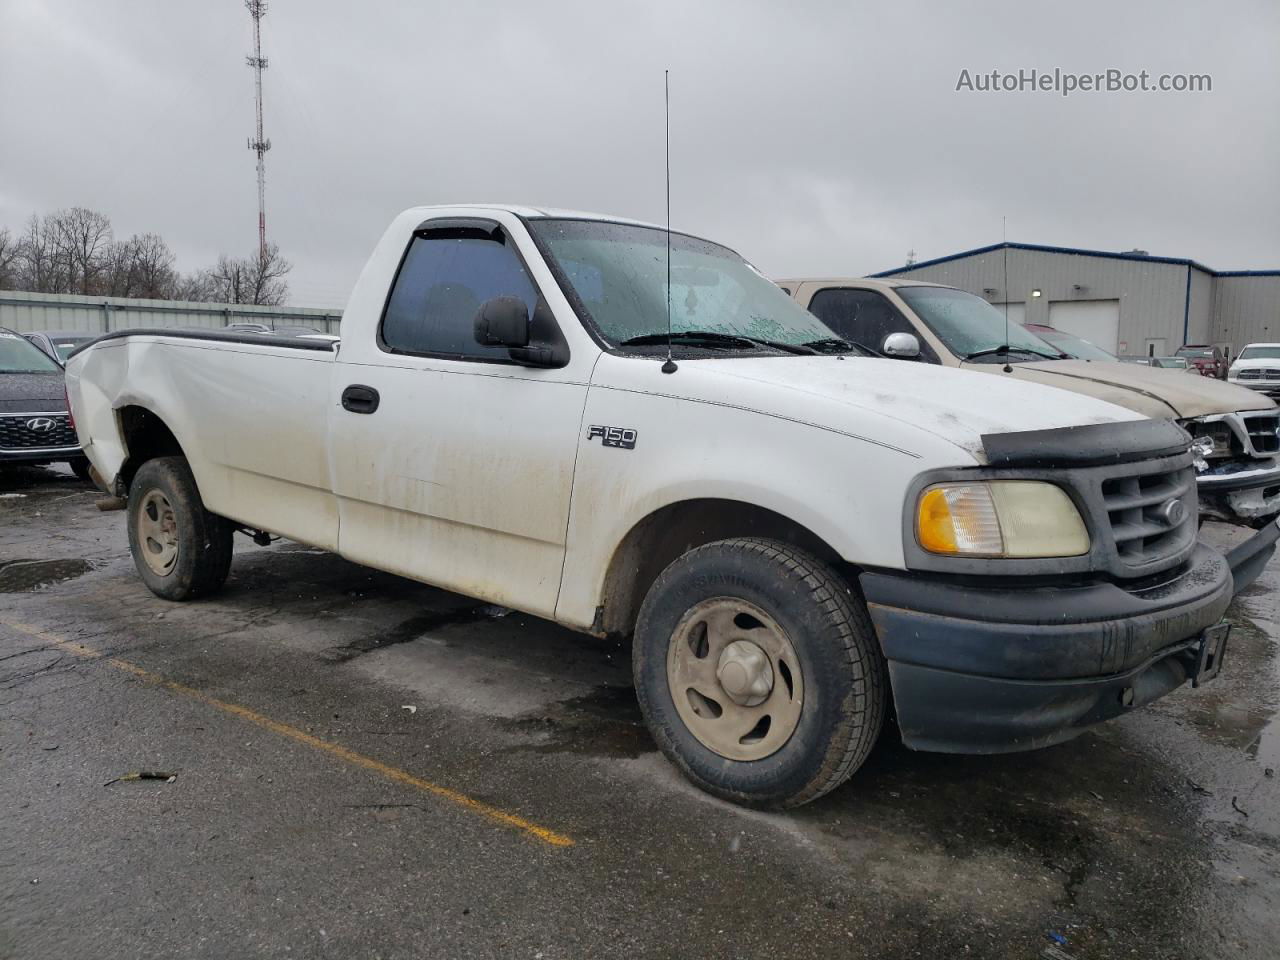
[964,345,1062,362]
[619,331,815,355]
[801,337,863,355]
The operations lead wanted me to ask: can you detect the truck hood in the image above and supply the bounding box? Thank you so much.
[0,372,67,412]
[607,354,1144,463]
[984,359,1275,419]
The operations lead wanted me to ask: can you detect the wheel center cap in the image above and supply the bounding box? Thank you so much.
[716,640,774,707]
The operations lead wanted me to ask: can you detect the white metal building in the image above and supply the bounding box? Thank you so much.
[0,290,342,336]
[872,243,1280,358]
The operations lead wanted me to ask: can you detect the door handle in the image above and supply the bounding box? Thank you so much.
[341,384,380,414]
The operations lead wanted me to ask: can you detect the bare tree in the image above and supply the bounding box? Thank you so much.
[171,267,218,302]
[3,206,293,307]
[0,226,19,289]
[50,207,113,294]
[16,214,61,292]
[106,233,177,299]
[210,243,291,305]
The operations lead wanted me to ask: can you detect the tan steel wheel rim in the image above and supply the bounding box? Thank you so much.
[666,597,804,761]
[137,489,179,577]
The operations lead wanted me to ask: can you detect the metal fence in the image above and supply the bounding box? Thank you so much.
[0,290,342,336]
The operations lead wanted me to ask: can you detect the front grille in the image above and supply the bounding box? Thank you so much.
[1237,368,1280,380]
[0,414,78,450]
[1101,465,1197,568]
[1244,414,1280,454]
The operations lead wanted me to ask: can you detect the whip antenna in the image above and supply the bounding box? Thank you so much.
[661,69,677,375]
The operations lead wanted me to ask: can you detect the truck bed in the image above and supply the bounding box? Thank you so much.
[67,328,342,550]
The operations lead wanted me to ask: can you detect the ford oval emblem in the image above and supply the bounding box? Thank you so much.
[1159,499,1186,527]
[25,417,57,434]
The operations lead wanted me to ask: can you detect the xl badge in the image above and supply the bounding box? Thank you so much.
[587,425,637,450]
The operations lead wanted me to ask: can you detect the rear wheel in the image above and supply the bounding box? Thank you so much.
[68,457,93,483]
[127,457,233,600]
[633,537,887,808]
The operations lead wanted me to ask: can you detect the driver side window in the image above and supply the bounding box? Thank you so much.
[807,288,938,362]
[381,228,539,361]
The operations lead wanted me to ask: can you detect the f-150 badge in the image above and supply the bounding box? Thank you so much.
[587,425,637,450]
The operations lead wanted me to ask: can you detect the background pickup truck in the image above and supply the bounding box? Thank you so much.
[66,205,1262,808]
[779,278,1280,528]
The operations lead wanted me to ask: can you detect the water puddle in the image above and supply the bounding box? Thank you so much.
[323,604,512,664]
[503,684,654,758]
[0,558,95,592]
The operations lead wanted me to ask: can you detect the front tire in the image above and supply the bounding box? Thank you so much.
[127,456,233,601]
[633,537,887,808]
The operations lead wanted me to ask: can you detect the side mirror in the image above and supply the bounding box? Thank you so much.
[474,296,530,348]
[882,332,921,358]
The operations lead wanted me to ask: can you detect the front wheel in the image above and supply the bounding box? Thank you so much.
[633,537,887,808]
[127,456,233,601]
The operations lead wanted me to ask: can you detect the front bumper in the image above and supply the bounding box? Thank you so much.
[1229,379,1280,397]
[0,444,82,465]
[1222,518,1280,593]
[861,542,1233,754]
[1197,461,1280,525]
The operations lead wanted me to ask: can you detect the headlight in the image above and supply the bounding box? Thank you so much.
[1186,420,1232,457]
[916,481,1089,558]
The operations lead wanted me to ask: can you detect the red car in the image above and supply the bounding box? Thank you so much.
[1176,344,1228,379]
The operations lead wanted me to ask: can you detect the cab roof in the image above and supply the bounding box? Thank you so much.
[404,203,665,231]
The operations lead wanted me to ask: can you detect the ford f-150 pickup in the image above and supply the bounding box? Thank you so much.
[64,205,1273,808]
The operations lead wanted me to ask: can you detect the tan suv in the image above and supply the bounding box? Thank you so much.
[778,277,1280,533]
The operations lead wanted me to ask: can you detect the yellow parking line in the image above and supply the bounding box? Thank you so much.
[2,619,574,848]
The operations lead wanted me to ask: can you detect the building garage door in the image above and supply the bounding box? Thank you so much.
[1049,299,1120,353]
[989,302,1025,326]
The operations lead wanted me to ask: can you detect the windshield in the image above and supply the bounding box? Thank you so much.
[1034,327,1116,361]
[894,286,1062,362]
[50,337,92,362]
[0,331,62,373]
[527,219,844,353]
[1239,346,1280,360]
[1176,346,1214,358]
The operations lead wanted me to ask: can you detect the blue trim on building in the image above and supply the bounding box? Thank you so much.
[872,242,1278,279]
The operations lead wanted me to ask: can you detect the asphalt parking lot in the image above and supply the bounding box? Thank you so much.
[1,465,1278,960]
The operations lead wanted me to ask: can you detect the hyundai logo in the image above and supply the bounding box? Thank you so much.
[24,417,57,434]
[1158,498,1186,527]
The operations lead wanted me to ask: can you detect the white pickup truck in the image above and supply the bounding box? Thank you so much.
[66,205,1268,808]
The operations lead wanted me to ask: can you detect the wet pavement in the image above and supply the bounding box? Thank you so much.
[1,464,1277,959]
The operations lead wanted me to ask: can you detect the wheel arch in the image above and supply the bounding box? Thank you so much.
[115,404,187,492]
[594,498,850,637]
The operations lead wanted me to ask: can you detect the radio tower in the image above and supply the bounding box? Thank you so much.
[245,0,271,260]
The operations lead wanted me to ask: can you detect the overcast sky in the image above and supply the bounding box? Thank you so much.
[2,0,1277,307]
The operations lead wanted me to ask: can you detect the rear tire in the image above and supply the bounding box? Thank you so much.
[68,457,93,483]
[633,537,887,809]
[127,456,233,601]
